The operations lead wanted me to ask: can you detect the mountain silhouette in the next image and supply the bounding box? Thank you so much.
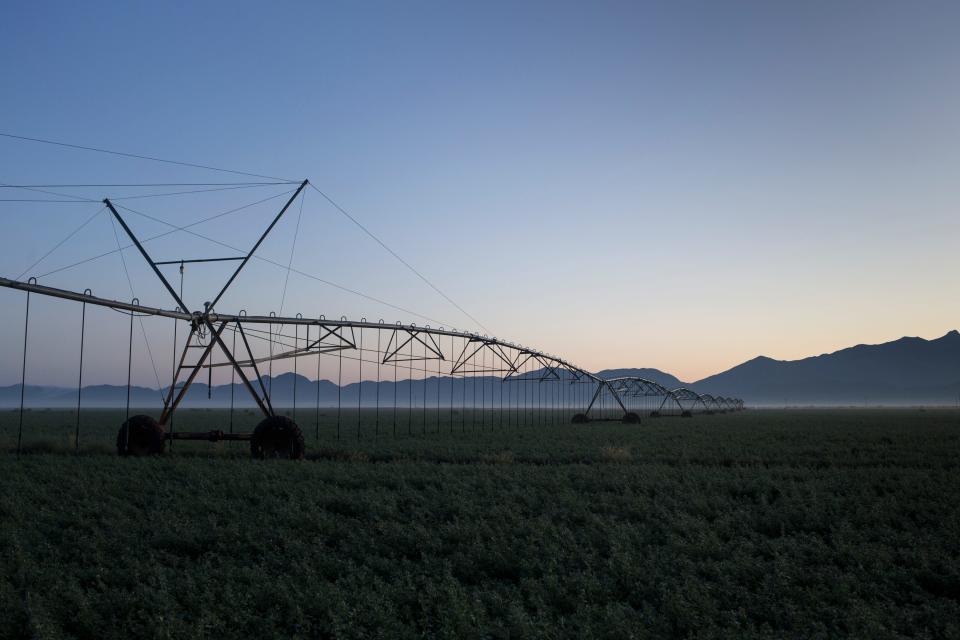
[595,368,687,389]
[0,371,555,409]
[692,330,960,405]
[3,332,958,407]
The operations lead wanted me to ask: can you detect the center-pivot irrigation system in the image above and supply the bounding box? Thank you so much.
[1,139,742,459]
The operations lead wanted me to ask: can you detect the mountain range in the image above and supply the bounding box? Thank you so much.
[2,331,958,408]
[595,331,960,405]
[693,330,960,405]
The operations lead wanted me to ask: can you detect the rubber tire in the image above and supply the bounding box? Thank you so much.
[571,413,589,424]
[251,415,306,460]
[681,410,693,418]
[117,415,166,456]
[621,412,641,424]
[649,411,661,418]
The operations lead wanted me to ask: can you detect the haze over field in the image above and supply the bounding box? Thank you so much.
[6,331,958,407]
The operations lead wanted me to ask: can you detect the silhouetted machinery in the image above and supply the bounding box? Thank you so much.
[2,179,742,458]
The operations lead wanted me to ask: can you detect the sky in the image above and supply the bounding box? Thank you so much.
[0,0,958,386]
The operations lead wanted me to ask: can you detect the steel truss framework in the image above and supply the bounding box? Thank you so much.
[588,377,744,419]
[1,178,743,454]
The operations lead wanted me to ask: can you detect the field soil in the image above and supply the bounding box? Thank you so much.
[2,409,959,639]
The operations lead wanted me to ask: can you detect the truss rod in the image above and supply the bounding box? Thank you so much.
[154,257,245,265]
[0,275,598,382]
[208,180,309,310]
[104,198,191,314]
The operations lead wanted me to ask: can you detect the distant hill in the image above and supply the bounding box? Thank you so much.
[693,330,960,405]
[595,368,687,389]
[3,373,354,409]
[0,371,560,409]
[4,332,959,408]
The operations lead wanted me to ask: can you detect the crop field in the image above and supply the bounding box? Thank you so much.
[2,409,959,639]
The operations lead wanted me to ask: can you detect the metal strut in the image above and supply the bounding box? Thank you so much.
[101,181,308,425]
[583,379,628,418]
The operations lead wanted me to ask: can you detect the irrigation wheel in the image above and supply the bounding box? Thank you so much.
[571,413,589,424]
[116,415,166,456]
[621,412,641,424]
[250,415,306,460]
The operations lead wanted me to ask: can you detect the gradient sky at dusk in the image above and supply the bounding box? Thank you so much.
[1,1,959,386]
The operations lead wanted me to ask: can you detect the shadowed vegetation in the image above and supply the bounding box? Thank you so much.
[2,409,959,638]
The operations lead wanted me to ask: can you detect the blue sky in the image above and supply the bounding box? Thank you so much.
[1,1,959,385]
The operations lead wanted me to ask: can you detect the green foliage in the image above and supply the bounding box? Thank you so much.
[1,410,959,638]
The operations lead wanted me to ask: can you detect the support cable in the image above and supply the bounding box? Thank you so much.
[421,337,427,435]
[472,353,477,432]
[16,289,30,457]
[170,264,185,444]
[75,296,87,454]
[3,133,489,338]
[337,343,342,441]
[110,183,295,201]
[315,327,321,443]
[357,325,363,441]
[309,183,491,334]
[0,131,291,182]
[278,190,306,317]
[407,338,413,436]
[482,346,487,432]
[0,199,95,203]
[448,335,454,434]
[268,314,274,397]
[34,189,297,279]
[0,181,90,202]
[230,322,236,434]
[499,356,504,430]
[392,337,398,437]
[115,201,456,328]
[124,302,134,453]
[0,183,293,203]
[16,205,105,280]
[108,215,165,400]
[0,181,295,188]
[375,325,381,437]
[293,323,299,423]
[436,338,441,434]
